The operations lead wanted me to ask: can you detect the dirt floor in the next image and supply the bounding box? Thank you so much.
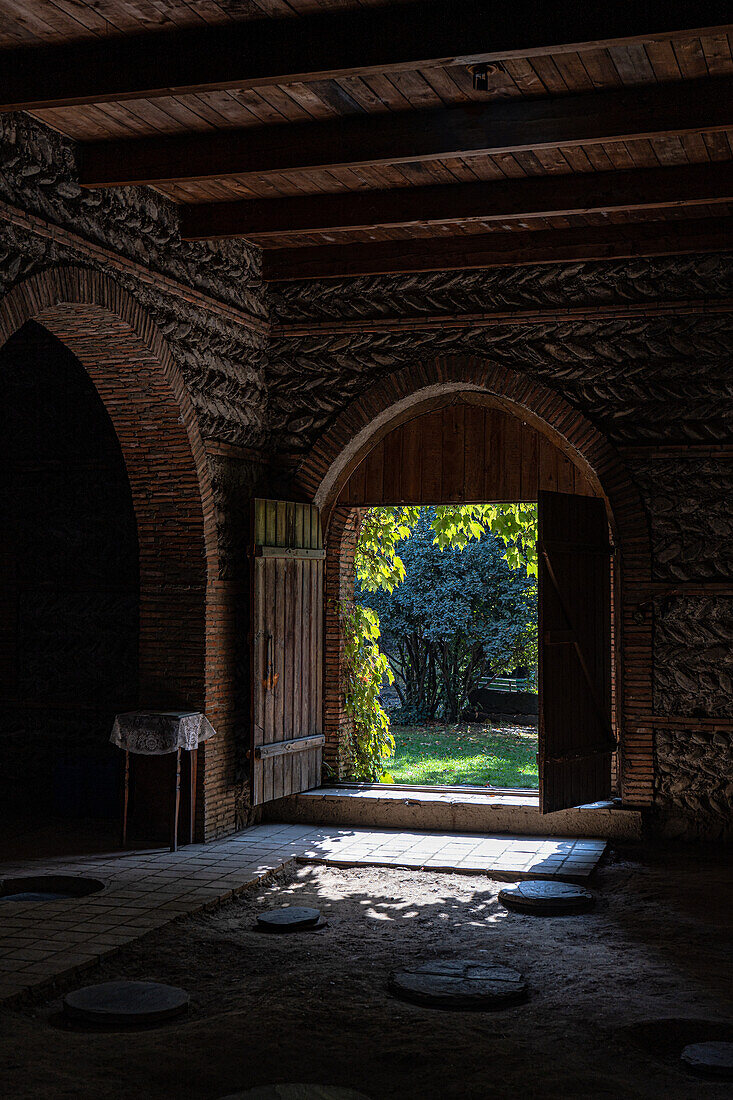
[1,844,732,1099]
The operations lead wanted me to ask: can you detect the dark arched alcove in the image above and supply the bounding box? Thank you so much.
[0,321,139,823]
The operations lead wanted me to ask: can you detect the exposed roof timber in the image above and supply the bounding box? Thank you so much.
[79,76,733,188]
[181,163,733,240]
[261,216,733,281]
[2,1,731,110]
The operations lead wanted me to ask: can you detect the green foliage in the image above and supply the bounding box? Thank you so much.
[340,601,395,781]
[360,508,537,723]
[354,506,420,591]
[343,501,538,778]
[431,503,538,576]
[355,504,537,589]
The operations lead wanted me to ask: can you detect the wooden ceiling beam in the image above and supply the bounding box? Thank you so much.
[1,1,731,110]
[78,76,733,188]
[261,216,733,281]
[181,163,733,240]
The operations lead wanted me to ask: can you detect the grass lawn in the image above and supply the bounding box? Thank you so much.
[384,719,538,788]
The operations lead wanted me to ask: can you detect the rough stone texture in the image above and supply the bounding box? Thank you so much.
[0,113,265,317]
[269,254,733,838]
[270,254,733,323]
[269,315,732,453]
[628,458,733,580]
[655,725,733,838]
[653,597,733,719]
[1,111,732,839]
[0,115,270,838]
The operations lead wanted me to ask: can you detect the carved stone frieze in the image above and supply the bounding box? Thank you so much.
[653,597,733,719]
[0,113,265,316]
[628,458,733,580]
[655,725,733,835]
[271,253,733,323]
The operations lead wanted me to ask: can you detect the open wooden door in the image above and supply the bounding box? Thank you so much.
[250,499,324,806]
[538,490,615,813]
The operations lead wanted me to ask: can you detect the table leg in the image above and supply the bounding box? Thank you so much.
[189,748,198,845]
[121,750,130,849]
[171,748,181,853]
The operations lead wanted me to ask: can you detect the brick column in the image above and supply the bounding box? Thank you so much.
[323,506,363,779]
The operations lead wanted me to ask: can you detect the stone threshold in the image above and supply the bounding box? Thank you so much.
[266,786,643,841]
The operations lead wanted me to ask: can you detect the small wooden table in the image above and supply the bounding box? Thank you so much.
[110,711,216,851]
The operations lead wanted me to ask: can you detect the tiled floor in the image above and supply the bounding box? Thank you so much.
[0,823,605,1006]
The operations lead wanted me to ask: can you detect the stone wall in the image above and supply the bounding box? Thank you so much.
[0,114,270,838]
[269,255,733,838]
[2,111,732,839]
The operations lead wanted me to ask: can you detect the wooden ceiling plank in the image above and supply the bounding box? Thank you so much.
[624,137,662,169]
[331,75,389,114]
[673,36,711,78]
[704,131,733,160]
[76,75,733,187]
[607,43,657,84]
[420,65,478,105]
[643,39,683,81]
[180,161,733,239]
[261,215,733,280]
[577,48,624,89]
[501,57,549,96]
[3,1,732,109]
[552,52,595,92]
[526,54,569,94]
[700,32,733,74]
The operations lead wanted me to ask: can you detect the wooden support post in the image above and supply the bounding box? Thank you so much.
[121,750,130,849]
[171,748,181,853]
[189,749,198,846]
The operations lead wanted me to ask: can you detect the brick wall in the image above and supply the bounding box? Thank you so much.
[0,321,139,819]
[0,109,270,838]
[271,263,733,840]
[1,111,732,840]
[323,507,363,779]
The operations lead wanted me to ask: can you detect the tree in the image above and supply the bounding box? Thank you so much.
[358,508,537,723]
[342,501,538,777]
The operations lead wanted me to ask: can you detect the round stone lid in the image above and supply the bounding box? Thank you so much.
[256,906,322,932]
[63,981,189,1026]
[498,880,595,915]
[390,958,527,1010]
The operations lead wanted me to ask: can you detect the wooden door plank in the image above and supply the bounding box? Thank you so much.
[364,439,385,503]
[401,416,423,502]
[251,498,324,806]
[420,409,443,502]
[383,424,403,502]
[538,490,613,813]
[441,404,466,501]
[463,404,486,501]
[519,422,539,501]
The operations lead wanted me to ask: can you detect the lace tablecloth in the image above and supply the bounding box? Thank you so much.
[110,711,216,754]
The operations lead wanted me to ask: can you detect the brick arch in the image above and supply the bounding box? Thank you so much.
[0,266,222,836]
[300,354,654,805]
[297,355,650,563]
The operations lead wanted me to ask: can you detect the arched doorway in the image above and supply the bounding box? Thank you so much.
[0,268,219,846]
[292,356,651,814]
[0,322,139,826]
